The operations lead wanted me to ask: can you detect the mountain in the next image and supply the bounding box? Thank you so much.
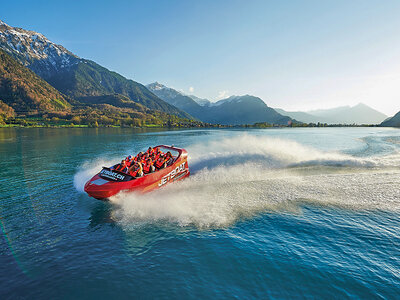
[188,94,211,106]
[276,103,387,124]
[0,20,79,79]
[0,49,201,127]
[274,108,330,124]
[147,82,292,125]
[380,111,400,127]
[308,103,387,124]
[76,93,147,111]
[147,82,203,119]
[0,100,15,118]
[0,19,192,120]
[0,49,70,114]
[203,95,292,125]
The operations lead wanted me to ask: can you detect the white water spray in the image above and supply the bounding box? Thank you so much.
[75,135,400,228]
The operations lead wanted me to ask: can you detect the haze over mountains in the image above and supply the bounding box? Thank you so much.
[147,82,393,126]
[147,82,292,125]
[276,104,388,125]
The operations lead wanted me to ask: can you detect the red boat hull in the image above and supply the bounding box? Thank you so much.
[84,145,190,200]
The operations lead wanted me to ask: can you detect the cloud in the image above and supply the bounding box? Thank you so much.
[188,86,194,93]
[216,90,229,100]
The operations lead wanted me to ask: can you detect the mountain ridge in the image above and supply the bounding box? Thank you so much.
[188,94,211,106]
[276,103,387,124]
[0,19,79,79]
[0,19,193,120]
[147,82,293,125]
[380,111,400,127]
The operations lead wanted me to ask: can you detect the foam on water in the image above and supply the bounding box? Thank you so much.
[75,135,400,228]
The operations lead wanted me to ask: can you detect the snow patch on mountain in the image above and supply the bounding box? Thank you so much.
[188,95,211,106]
[0,19,80,77]
[211,95,248,106]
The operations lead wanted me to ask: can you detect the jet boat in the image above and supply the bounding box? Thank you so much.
[84,145,190,200]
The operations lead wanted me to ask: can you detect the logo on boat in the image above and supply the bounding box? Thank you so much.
[100,169,125,181]
[158,162,186,187]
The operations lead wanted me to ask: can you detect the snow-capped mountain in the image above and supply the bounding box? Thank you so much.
[0,19,79,79]
[0,20,192,119]
[188,94,211,106]
[210,95,248,106]
[147,82,184,100]
[147,82,203,119]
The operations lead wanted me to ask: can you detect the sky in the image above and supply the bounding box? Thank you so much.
[2,0,400,115]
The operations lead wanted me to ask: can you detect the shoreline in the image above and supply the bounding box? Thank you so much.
[0,124,385,129]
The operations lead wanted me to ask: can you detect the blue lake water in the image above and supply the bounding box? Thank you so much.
[1,127,400,298]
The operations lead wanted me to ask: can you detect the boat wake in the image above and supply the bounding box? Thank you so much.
[95,135,400,228]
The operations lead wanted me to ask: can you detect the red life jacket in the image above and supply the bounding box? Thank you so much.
[135,153,144,162]
[129,169,138,177]
[143,162,151,173]
[155,157,166,169]
[129,163,140,176]
[115,164,127,173]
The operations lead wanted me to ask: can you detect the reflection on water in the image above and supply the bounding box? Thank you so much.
[88,202,114,228]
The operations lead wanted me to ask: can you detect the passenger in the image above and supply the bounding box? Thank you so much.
[136,162,143,177]
[135,152,143,162]
[155,152,172,169]
[155,154,166,169]
[154,151,159,160]
[165,151,174,166]
[129,162,143,178]
[115,160,128,173]
[140,154,147,165]
[142,159,149,174]
[143,158,155,174]
[150,160,155,173]
[125,155,133,168]
[146,147,153,155]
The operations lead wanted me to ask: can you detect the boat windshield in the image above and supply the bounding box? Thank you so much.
[157,146,179,159]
